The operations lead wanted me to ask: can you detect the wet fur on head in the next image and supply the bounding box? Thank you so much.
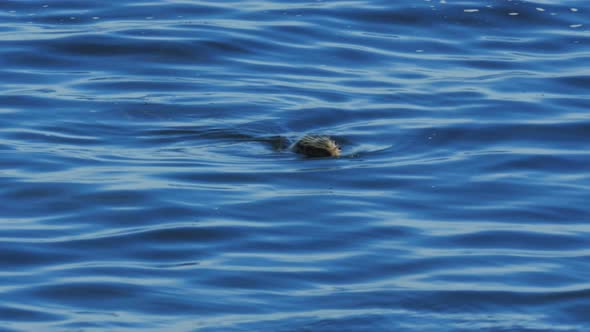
[294,135,341,157]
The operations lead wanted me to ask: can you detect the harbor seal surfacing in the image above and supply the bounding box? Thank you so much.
[293,135,341,157]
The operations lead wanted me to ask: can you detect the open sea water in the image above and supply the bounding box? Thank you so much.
[1,0,589,331]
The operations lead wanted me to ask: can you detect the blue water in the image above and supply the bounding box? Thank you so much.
[1,0,589,331]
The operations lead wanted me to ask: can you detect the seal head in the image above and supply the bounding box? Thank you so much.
[293,135,341,157]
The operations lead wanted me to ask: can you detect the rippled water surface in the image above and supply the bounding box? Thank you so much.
[1,0,589,331]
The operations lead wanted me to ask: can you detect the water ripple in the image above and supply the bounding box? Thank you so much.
[1,0,589,331]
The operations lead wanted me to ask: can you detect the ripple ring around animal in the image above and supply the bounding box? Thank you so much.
[292,135,341,158]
